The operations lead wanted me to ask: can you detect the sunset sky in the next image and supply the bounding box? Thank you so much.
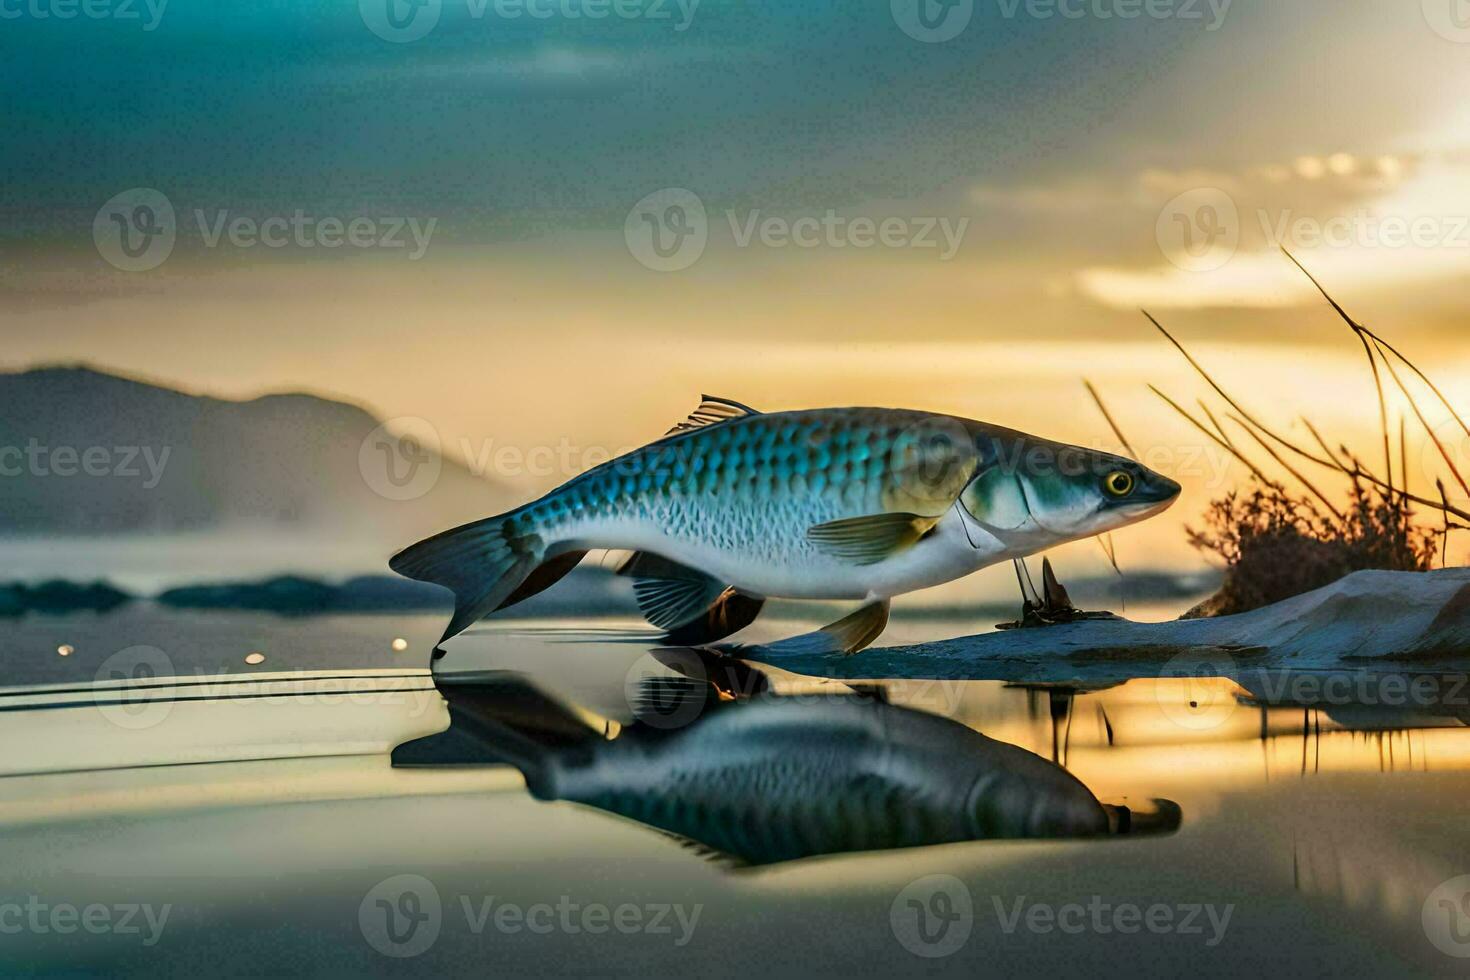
[4,0,1470,573]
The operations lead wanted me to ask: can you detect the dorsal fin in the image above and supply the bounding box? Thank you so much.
[665,394,761,435]
[653,830,751,870]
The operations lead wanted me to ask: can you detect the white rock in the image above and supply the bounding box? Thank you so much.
[938,568,1470,667]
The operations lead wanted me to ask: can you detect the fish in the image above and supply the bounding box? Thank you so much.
[390,396,1182,652]
[394,673,1179,866]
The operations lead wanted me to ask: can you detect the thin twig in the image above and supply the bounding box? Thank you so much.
[1401,416,1410,501]
[1302,418,1351,472]
[1441,480,1452,569]
[1344,463,1470,523]
[1363,329,1470,443]
[1280,248,1394,490]
[1083,380,1138,459]
[1150,385,1286,493]
[1096,533,1126,613]
[1143,310,1339,471]
[1199,401,1235,448]
[1372,336,1470,500]
[1087,379,1140,590]
[1225,413,1344,521]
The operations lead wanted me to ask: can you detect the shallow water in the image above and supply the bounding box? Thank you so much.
[3,604,1470,975]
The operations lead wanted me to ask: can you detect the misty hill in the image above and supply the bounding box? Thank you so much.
[0,366,512,545]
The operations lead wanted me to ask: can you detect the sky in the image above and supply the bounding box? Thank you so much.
[3,0,1470,572]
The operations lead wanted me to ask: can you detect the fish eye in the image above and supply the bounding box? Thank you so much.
[1103,470,1135,498]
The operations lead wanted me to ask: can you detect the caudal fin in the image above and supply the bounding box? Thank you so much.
[389,512,545,641]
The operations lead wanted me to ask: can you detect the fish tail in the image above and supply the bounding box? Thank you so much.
[392,674,601,798]
[389,507,547,642]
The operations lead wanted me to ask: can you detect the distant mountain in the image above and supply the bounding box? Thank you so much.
[0,365,511,545]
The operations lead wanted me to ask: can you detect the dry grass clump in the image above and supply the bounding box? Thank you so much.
[1184,472,1437,618]
[1096,251,1467,618]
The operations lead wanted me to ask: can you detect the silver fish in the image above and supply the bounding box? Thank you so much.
[392,397,1181,651]
[402,677,1166,866]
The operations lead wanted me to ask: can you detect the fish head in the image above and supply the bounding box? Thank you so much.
[958,437,1181,547]
[967,772,1112,839]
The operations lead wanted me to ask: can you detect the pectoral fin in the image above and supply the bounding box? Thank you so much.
[616,551,759,641]
[806,513,939,565]
[660,589,765,646]
[763,599,891,656]
[631,572,728,630]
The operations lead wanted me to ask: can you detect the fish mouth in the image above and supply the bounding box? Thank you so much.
[1122,478,1182,520]
[1130,497,1177,520]
[1151,475,1184,502]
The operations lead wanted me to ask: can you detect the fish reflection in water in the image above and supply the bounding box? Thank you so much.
[397,665,1180,866]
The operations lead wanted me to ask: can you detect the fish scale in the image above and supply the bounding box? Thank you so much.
[572,752,980,860]
[529,409,970,574]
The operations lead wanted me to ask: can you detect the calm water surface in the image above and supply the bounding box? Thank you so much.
[2,603,1469,976]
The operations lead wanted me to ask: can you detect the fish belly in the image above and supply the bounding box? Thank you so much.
[556,490,989,600]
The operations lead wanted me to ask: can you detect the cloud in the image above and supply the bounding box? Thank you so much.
[1068,151,1470,309]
